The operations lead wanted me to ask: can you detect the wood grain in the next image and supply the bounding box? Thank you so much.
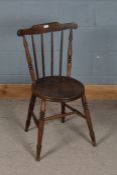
[0,84,31,99]
[85,85,117,100]
[0,84,117,100]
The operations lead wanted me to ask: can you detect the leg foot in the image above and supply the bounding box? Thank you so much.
[81,94,96,146]
[36,145,41,161]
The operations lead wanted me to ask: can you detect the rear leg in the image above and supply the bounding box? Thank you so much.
[25,95,36,132]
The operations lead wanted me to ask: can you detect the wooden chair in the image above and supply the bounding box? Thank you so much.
[17,22,96,161]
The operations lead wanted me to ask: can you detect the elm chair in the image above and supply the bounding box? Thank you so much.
[17,22,96,161]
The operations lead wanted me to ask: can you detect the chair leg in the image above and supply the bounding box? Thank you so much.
[36,100,46,161]
[81,94,96,146]
[61,102,65,123]
[25,95,36,132]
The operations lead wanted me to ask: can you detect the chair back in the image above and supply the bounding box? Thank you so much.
[17,22,78,84]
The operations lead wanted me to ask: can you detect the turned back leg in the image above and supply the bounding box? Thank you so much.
[61,102,66,123]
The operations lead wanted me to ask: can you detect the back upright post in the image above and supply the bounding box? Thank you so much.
[23,36,36,84]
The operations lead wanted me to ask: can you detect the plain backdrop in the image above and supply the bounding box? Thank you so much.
[0,0,117,84]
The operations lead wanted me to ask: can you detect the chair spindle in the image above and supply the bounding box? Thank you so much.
[31,35,39,79]
[67,29,73,77]
[59,30,64,76]
[51,32,54,75]
[41,34,45,77]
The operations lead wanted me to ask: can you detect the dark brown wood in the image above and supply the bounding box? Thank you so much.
[36,100,46,161]
[51,32,54,75]
[41,34,45,77]
[61,102,65,123]
[23,36,36,83]
[17,22,78,36]
[81,94,96,146]
[31,35,39,79]
[17,22,96,161]
[59,31,64,76]
[32,22,59,28]
[33,76,84,102]
[45,112,74,121]
[32,112,38,128]
[25,95,36,132]
[67,30,73,77]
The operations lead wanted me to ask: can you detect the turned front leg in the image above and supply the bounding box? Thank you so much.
[36,100,46,161]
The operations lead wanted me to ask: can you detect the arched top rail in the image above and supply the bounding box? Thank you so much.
[17,22,78,36]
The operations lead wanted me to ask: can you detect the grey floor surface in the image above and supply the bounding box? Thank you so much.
[0,99,117,175]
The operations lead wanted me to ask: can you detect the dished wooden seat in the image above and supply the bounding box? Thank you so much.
[33,76,84,102]
[17,22,96,161]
